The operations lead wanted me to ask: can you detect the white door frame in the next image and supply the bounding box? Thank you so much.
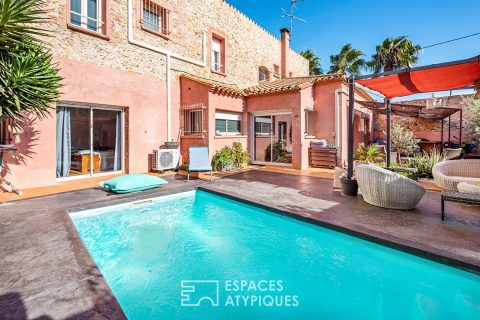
[56,104,125,182]
[250,110,293,167]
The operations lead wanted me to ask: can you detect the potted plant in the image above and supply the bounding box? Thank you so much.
[391,124,419,161]
[354,145,384,164]
[340,174,358,196]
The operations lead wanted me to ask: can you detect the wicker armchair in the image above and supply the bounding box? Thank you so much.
[432,159,480,191]
[356,164,426,210]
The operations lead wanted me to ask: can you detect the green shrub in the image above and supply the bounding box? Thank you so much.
[391,124,419,156]
[231,141,250,167]
[407,149,446,179]
[354,145,384,163]
[265,141,287,162]
[376,149,445,180]
[211,142,249,171]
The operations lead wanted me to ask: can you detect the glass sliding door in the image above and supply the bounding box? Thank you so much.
[253,113,292,165]
[93,109,122,173]
[254,116,272,162]
[56,105,123,179]
[272,114,292,164]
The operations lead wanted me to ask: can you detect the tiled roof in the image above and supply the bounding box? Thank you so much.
[244,74,345,96]
[180,74,245,98]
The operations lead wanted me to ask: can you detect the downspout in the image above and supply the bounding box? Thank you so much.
[334,89,348,148]
[166,54,171,140]
[127,0,207,140]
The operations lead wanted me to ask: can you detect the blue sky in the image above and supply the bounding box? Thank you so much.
[226,0,479,72]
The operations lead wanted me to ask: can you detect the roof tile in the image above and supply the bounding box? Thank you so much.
[244,74,345,96]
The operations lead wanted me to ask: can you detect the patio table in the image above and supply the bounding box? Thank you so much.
[441,191,480,220]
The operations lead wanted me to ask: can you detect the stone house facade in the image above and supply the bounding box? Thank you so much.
[2,0,373,190]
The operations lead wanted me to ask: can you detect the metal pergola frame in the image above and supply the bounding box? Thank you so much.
[346,56,479,179]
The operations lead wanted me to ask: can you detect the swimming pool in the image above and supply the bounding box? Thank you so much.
[70,190,480,320]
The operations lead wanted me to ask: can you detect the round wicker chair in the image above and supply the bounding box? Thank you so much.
[432,159,480,191]
[356,164,426,210]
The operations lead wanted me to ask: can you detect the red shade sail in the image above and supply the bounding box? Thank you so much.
[357,56,480,99]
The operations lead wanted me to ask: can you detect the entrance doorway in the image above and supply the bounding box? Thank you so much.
[251,111,292,166]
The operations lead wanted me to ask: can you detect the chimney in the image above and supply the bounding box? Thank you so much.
[280,28,290,78]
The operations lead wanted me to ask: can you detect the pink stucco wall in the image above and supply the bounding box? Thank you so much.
[246,91,307,168]
[179,77,247,165]
[3,57,175,189]
[313,82,373,166]
[207,92,248,160]
[5,64,376,190]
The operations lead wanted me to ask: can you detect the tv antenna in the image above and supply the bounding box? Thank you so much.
[281,0,306,36]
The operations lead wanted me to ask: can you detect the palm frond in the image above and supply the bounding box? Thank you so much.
[0,0,50,47]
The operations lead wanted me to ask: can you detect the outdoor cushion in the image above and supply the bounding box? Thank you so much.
[99,174,168,193]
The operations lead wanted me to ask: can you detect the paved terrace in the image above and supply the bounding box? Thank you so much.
[1,169,479,318]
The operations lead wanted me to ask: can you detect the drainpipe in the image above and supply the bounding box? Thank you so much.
[334,89,348,148]
[166,54,171,140]
[127,0,207,141]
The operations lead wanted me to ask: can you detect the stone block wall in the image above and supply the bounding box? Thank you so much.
[42,0,309,87]
[374,94,475,142]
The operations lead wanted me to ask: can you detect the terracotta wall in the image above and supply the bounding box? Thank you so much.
[207,91,247,160]
[179,77,247,165]
[2,57,175,189]
[246,91,310,169]
[179,78,209,164]
[312,81,374,167]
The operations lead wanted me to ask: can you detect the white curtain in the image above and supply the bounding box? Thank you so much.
[56,107,71,178]
[113,111,122,171]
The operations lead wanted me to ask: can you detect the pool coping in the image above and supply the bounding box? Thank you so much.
[197,186,480,276]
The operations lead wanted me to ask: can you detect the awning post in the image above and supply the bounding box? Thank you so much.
[440,119,444,153]
[448,115,451,146]
[459,109,463,146]
[386,98,392,167]
[347,76,355,179]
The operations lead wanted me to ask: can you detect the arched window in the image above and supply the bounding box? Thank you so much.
[259,67,269,82]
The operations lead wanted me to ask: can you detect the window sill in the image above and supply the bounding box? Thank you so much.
[67,23,110,41]
[180,135,205,139]
[211,69,226,77]
[214,135,247,139]
[141,25,171,40]
[304,135,317,139]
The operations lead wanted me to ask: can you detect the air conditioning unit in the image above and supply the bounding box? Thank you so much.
[152,149,180,171]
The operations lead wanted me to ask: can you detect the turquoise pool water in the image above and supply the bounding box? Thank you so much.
[70,190,480,320]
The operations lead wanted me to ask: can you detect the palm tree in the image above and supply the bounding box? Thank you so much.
[0,0,62,126]
[369,36,421,73]
[328,43,366,76]
[300,49,322,76]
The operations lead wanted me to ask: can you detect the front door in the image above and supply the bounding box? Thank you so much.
[252,112,292,165]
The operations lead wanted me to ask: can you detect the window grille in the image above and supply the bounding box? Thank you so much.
[181,104,205,136]
[141,0,171,36]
